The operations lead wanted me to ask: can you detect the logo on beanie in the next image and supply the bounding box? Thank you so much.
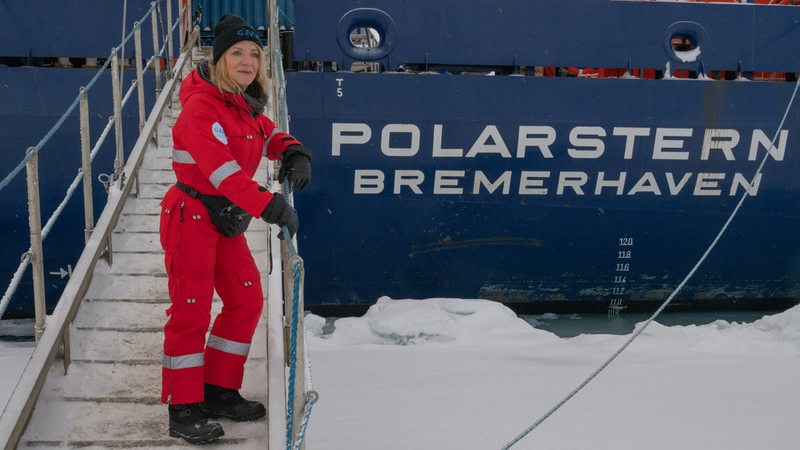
[237,27,259,39]
[212,122,228,145]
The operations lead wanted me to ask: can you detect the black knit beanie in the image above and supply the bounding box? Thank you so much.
[212,14,263,64]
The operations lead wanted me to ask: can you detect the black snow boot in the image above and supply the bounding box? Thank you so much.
[203,383,266,422]
[168,402,225,444]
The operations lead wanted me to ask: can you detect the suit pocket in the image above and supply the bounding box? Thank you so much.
[159,188,182,251]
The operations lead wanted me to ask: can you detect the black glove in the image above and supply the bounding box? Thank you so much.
[261,193,299,239]
[278,145,312,190]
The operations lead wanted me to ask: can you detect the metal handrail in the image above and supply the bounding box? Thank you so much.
[265,1,315,449]
[265,2,289,449]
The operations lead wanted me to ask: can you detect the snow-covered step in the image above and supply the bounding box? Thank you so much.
[21,401,267,448]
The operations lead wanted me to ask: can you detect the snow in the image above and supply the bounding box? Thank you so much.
[3,297,800,449]
[676,46,702,63]
[303,297,800,450]
[0,319,35,418]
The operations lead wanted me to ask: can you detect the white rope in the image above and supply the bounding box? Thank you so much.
[0,114,115,319]
[0,255,32,319]
[501,75,800,450]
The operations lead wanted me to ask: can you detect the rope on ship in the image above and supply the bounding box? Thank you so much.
[281,215,319,450]
[500,73,800,450]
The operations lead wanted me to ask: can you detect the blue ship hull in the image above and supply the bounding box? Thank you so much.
[286,72,800,313]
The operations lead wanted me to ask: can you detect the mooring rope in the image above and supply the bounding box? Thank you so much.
[501,74,800,449]
[280,225,318,450]
[280,178,318,450]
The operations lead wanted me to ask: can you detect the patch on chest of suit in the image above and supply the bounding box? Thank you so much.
[212,122,228,144]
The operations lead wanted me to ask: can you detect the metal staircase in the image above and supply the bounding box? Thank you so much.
[15,96,273,447]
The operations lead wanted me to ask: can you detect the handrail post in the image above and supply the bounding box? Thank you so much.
[151,6,162,94]
[25,147,46,342]
[178,0,186,51]
[166,0,174,75]
[133,21,146,200]
[79,88,94,245]
[111,50,125,190]
[134,22,146,133]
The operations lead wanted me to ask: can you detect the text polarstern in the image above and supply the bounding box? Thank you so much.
[331,123,787,197]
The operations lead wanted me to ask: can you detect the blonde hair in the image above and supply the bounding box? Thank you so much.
[209,44,268,94]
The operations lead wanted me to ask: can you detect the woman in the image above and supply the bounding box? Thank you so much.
[158,14,312,444]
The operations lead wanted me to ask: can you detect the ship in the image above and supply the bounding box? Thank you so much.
[282,0,800,315]
[2,0,800,319]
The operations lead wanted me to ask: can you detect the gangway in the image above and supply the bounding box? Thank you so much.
[0,1,312,448]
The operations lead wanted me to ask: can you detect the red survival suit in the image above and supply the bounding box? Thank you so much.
[159,63,300,405]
